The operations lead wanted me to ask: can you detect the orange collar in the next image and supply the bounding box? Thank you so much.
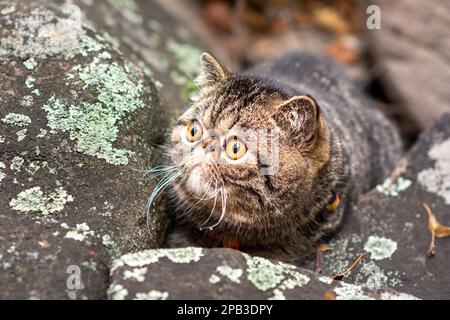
[204,230,240,250]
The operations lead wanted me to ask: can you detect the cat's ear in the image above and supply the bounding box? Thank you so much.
[272,95,320,143]
[197,52,230,87]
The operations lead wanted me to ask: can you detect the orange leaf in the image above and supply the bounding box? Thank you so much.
[422,202,450,257]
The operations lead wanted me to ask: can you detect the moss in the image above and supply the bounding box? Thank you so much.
[10,186,74,215]
[1,113,31,127]
[134,290,169,300]
[363,235,397,261]
[10,156,24,171]
[23,57,37,70]
[43,58,145,165]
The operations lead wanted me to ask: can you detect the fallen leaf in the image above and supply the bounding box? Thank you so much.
[330,253,366,281]
[313,7,349,34]
[323,291,335,300]
[326,38,359,64]
[318,243,332,252]
[422,202,450,257]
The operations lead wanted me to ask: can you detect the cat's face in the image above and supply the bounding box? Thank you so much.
[168,53,330,235]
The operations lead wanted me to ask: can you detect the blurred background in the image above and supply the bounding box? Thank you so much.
[155,0,450,148]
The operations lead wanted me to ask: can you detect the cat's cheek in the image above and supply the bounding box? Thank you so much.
[186,165,209,196]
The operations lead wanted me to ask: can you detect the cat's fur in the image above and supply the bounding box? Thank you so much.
[162,52,402,264]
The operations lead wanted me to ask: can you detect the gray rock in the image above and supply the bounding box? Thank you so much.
[320,113,450,299]
[0,0,205,299]
[108,247,417,300]
[369,0,450,129]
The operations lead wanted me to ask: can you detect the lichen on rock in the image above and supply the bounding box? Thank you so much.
[364,235,398,261]
[42,57,145,165]
[1,113,31,127]
[9,186,74,215]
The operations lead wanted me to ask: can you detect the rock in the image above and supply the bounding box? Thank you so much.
[320,113,450,299]
[0,0,205,299]
[369,0,450,129]
[108,247,417,300]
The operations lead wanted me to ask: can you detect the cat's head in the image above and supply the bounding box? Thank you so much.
[168,53,335,238]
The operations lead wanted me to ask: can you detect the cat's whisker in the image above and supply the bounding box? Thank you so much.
[203,184,227,230]
[145,169,183,227]
[199,180,219,228]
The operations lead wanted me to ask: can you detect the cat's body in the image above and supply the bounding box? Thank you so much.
[159,52,402,264]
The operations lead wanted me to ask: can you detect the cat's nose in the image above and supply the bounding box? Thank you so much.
[201,136,216,149]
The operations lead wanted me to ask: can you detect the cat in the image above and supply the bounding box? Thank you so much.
[149,52,402,264]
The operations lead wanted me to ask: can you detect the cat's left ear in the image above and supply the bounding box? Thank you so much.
[272,95,320,143]
[197,52,230,87]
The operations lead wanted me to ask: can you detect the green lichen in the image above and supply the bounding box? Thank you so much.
[134,290,169,300]
[166,39,202,102]
[364,235,398,261]
[23,57,38,70]
[123,267,147,282]
[31,88,40,96]
[1,113,31,127]
[111,247,204,274]
[10,156,24,171]
[243,254,310,297]
[333,283,374,300]
[268,289,286,300]
[16,129,27,141]
[64,223,94,241]
[102,234,121,259]
[0,162,6,183]
[107,0,143,25]
[43,59,145,165]
[376,177,412,197]
[107,283,128,300]
[25,77,35,88]
[208,274,221,284]
[20,95,34,108]
[10,186,74,215]
[0,6,104,59]
[214,266,243,284]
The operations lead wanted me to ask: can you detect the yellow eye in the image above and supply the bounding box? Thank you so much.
[226,137,246,160]
[186,120,202,142]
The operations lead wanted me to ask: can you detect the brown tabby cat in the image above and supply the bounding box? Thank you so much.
[153,52,402,264]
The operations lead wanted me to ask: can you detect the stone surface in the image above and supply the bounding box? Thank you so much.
[320,113,450,299]
[108,247,416,300]
[0,0,205,299]
[369,0,450,129]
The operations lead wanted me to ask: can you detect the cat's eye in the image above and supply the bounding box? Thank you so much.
[186,120,203,142]
[226,136,246,160]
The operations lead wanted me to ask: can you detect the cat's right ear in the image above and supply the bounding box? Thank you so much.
[197,52,230,87]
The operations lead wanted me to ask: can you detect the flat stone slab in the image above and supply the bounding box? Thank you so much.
[108,247,417,300]
[320,113,450,299]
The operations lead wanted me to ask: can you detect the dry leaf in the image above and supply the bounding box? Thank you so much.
[318,243,332,253]
[330,253,366,281]
[313,7,349,34]
[323,291,335,300]
[326,38,359,64]
[422,202,450,256]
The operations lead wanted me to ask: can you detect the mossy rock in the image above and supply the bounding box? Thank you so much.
[0,0,204,299]
[319,113,450,299]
